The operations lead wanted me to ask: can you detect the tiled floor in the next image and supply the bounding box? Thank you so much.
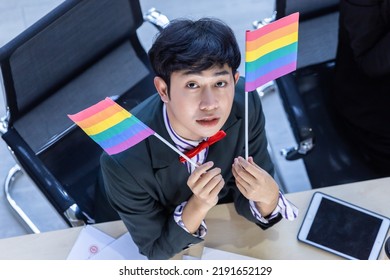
[0,0,311,240]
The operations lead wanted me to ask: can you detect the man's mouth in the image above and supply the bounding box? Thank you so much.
[196,117,220,127]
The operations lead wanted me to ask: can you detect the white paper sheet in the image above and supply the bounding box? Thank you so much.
[90,232,147,260]
[67,225,115,260]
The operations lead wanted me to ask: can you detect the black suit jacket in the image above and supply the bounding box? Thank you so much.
[100,78,281,259]
[333,1,390,135]
[332,0,390,170]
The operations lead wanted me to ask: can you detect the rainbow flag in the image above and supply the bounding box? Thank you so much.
[68,97,154,155]
[245,12,299,92]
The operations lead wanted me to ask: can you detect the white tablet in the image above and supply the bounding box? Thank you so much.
[298,192,390,260]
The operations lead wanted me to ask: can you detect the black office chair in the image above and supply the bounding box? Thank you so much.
[255,0,382,189]
[0,0,169,232]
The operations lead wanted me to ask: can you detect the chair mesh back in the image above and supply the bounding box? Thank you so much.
[296,12,339,68]
[14,42,149,153]
[9,0,141,114]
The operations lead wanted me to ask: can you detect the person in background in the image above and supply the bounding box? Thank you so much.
[332,0,390,175]
[100,18,298,260]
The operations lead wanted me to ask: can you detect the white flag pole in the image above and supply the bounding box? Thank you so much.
[153,132,199,168]
[245,29,250,161]
[245,91,249,160]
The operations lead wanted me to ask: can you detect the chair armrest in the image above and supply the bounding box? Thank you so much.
[275,74,315,160]
[1,129,75,221]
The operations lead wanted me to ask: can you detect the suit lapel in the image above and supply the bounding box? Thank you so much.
[150,132,193,205]
[141,99,192,204]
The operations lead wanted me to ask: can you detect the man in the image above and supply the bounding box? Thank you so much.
[100,18,297,260]
[332,0,390,175]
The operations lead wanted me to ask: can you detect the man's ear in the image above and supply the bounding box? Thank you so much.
[234,71,240,85]
[154,76,169,103]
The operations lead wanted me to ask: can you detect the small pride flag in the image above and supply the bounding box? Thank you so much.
[68,97,154,155]
[68,97,199,166]
[245,12,299,92]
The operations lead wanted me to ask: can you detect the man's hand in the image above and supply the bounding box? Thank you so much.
[187,161,224,210]
[232,156,279,217]
[181,161,224,234]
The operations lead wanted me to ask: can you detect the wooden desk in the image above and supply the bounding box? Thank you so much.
[0,177,389,260]
[198,176,390,260]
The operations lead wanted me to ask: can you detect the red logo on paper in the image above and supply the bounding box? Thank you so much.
[89,245,99,254]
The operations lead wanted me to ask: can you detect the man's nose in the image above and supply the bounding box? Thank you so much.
[199,88,218,110]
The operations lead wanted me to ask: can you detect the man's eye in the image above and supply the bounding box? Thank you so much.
[216,81,227,88]
[186,83,198,89]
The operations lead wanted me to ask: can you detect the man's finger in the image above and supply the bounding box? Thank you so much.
[187,161,214,186]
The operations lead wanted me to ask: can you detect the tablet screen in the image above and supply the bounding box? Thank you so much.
[306,197,382,260]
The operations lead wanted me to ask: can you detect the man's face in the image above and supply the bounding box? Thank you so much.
[156,64,239,141]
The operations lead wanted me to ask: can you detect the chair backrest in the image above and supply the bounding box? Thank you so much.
[277,0,339,19]
[276,0,340,69]
[0,0,157,225]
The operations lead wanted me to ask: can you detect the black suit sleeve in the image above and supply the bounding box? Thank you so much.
[100,153,203,260]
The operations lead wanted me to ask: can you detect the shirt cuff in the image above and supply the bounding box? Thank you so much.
[173,201,207,238]
[249,191,299,224]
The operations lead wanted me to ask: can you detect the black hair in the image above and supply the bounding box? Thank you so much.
[148,18,241,94]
